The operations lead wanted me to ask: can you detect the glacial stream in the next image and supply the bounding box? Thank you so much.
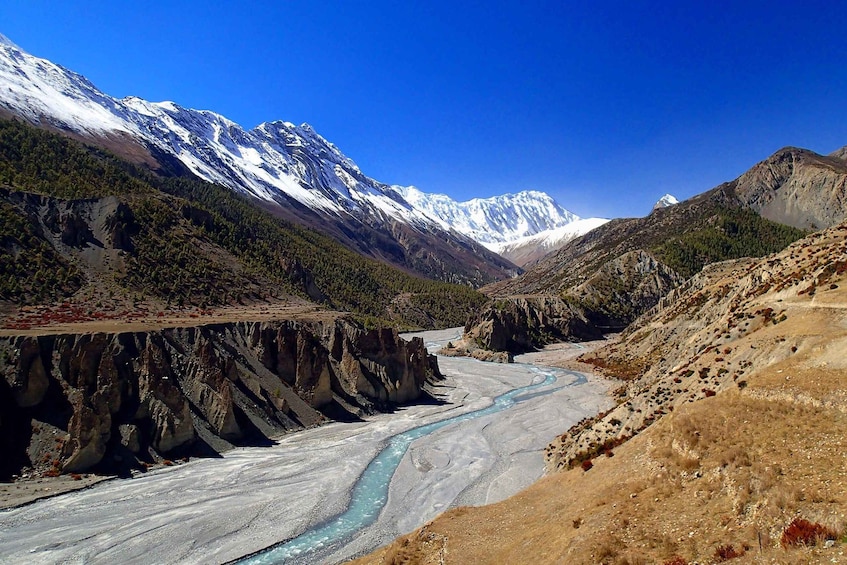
[239,367,561,564]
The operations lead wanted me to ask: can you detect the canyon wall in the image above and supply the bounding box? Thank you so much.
[0,318,440,478]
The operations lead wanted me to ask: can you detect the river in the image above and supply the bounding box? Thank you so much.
[0,328,612,564]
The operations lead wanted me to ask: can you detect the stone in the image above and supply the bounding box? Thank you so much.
[119,424,141,453]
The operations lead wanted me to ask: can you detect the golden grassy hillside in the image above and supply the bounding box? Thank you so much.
[352,224,847,565]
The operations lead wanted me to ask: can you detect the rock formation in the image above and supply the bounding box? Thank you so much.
[464,296,602,353]
[0,318,440,478]
[732,147,847,230]
[465,251,683,353]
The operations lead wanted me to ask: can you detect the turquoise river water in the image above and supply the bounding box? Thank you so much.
[238,366,563,564]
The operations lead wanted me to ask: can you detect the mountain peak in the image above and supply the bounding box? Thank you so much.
[829,145,847,162]
[653,194,679,210]
[400,187,579,246]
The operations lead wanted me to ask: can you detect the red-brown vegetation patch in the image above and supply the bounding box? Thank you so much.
[780,518,837,548]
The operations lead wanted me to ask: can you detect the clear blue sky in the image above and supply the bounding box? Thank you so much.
[2,1,846,218]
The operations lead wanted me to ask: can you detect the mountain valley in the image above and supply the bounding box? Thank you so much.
[0,27,846,565]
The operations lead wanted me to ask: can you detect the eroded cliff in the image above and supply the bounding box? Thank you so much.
[0,318,440,479]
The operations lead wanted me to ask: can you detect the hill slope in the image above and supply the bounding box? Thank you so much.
[466,145,847,352]
[0,118,486,329]
[355,222,847,565]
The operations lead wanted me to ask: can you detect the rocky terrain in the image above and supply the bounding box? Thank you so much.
[464,145,847,353]
[733,146,847,230]
[466,250,685,356]
[463,296,602,354]
[354,221,847,565]
[547,221,847,471]
[0,317,440,481]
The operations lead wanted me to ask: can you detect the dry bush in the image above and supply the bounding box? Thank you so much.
[780,518,837,548]
[718,446,751,468]
[382,537,424,565]
[592,533,624,564]
[713,543,743,561]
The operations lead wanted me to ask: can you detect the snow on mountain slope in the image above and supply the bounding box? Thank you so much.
[398,186,578,246]
[0,33,579,261]
[0,35,434,224]
[653,193,679,210]
[490,217,609,267]
[0,34,137,137]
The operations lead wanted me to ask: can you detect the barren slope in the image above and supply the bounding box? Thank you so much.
[352,223,847,564]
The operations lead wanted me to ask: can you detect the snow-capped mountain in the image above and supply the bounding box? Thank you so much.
[0,33,587,281]
[489,217,609,267]
[653,193,679,210]
[0,33,429,225]
[397,187,578,247]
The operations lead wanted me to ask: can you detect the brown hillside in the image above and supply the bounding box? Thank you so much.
[733,147,847,230]
[465,145,847,354]
[352,223,847,565]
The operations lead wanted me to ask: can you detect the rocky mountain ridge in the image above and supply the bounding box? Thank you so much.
[486,216,610,267]
[397,186,580,246]
[731,146,847,230]
[0,34,608,285]
[0,317,440,479]
[466,145,845,353]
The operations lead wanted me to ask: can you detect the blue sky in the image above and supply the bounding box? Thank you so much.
[1,1,846,218]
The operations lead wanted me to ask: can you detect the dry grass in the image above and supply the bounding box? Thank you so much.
[351,225,847,565]
[354,379,847,564]
[0,299,334,337]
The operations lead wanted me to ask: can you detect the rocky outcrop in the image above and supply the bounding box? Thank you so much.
[0,318,440,478]
[545,222,847,471]
[567,249,685,330]
[733,147,847,230]
[437,342,514,363]
[464,296,602,353]
[464,252,682,353]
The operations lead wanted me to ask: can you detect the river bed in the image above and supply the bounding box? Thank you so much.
[0,328,612,564]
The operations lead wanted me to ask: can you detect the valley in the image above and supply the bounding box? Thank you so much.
[1,21,846,565]
[0,329,612,564]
